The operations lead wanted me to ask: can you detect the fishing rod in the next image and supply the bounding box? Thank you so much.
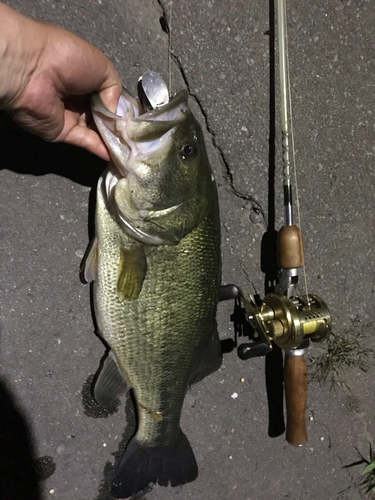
[221,0,332,445]
[144,0,332,446]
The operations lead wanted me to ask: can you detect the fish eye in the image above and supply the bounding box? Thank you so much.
[179,142,196,161]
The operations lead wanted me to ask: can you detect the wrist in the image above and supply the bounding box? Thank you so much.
[0,4,46,110]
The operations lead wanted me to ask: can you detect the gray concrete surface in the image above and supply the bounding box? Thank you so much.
[0,0,374,499]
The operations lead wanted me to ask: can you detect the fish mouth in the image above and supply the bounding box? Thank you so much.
[92,74,191,246]
[91,87,189,176]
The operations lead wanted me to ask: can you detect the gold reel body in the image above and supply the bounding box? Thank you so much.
[240,291,332,351]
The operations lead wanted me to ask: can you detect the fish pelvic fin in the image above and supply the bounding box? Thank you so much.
[117,244,147,301]
[94,350,127,407]
[111,430,198,498]
[80,236,98,283]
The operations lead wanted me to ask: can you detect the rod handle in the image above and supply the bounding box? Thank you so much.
[284,351,308,446]
[277,225,304,269]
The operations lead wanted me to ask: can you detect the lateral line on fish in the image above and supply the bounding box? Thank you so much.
[138,402,164,422]
[90,71,221,496]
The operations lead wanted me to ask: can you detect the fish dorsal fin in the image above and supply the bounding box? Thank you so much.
[94,350,127,407]
[117,244,147,301]
[80,236,98,283]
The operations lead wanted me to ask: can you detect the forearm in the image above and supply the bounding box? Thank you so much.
[0,3,47,110]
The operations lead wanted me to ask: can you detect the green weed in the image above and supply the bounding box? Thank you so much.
[310,318,374,390]
[340,443,375,498]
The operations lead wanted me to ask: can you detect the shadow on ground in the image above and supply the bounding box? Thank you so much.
[81,380,152,500]
[0,111,104,187]
[0,377,55,500]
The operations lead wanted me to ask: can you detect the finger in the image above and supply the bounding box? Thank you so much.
[44,25,122,111]
[63,126,111,161]
[98,62,122,114]
[56,115,109,161]
[52,107,110,160]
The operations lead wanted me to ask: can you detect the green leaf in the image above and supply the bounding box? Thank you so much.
[362,462,375,475]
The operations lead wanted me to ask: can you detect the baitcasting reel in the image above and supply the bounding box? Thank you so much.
[238,290,331,355]
[220,284,332,446]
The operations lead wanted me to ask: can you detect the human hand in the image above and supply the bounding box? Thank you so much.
[0,3,122,161]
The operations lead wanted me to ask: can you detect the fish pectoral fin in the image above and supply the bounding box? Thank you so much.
[94,350,127,407]
[80,236,98,283]
[117,244,147,301]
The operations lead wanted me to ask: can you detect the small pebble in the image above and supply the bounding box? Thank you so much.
[49,489,55,495]
[309,416,314,421]
[320,437,324,441]
[103,443,107,447]
[231,392,238,399]
[240,378,245,383]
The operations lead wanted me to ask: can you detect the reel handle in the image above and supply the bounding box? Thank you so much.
[284,349,308,446]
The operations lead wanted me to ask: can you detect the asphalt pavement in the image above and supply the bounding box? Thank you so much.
[0,1,374,499]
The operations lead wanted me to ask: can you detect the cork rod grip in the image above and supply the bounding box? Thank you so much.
[277,225,304,269]
[284,352,308,446]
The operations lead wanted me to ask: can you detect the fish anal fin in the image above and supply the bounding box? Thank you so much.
[94,350,127,407]
[80,236,98,283]
[117,244,147,301]
[189,331,222,385]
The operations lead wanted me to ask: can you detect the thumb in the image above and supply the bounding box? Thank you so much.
[98,62,122,114]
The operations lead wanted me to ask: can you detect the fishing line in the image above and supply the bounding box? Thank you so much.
[168,0,173,95]
[283,0,309,302]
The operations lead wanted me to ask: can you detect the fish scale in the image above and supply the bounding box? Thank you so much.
[85,76,222,497]
[95,177,220,446]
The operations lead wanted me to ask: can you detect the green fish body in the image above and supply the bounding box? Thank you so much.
[83,77,221,497]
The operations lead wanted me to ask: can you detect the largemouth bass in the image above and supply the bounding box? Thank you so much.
[82,73,222,498]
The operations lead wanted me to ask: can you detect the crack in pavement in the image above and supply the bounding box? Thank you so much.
[239,260,258,295]
[156,0,266,225]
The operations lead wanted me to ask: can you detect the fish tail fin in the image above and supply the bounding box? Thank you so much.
[111,430,198,498]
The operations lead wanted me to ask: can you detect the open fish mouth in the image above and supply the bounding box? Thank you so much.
[91,77,189,177]
[91,73,193,246]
